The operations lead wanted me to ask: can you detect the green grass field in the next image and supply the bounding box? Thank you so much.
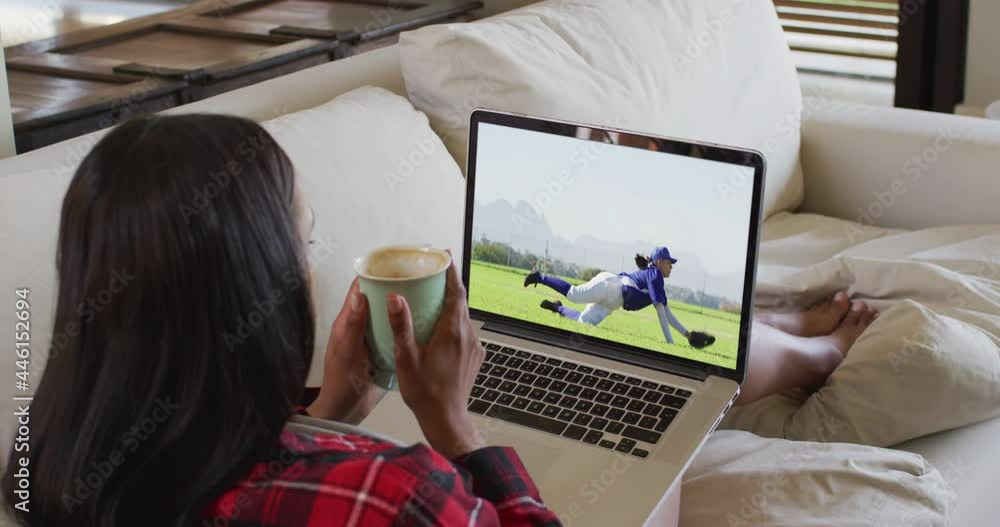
[468,261,740,368]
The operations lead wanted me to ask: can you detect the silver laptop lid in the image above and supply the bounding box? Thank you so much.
[463,110,765,385]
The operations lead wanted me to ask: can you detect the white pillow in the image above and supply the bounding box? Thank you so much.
[261,86,467,384]
[399,0,805,218]
[683,430,954,526]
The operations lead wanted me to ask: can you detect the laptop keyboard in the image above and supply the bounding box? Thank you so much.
[470,339,693,458]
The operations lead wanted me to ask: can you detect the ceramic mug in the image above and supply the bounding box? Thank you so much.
[354,245,450,390]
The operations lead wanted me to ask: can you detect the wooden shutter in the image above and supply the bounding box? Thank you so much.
[774,0,899,80]
[5,0,481,153]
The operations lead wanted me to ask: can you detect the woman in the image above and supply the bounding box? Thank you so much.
[525,246,693,346]
[2,115,560,526]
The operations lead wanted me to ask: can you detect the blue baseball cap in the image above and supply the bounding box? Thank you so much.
[650,246,678,264]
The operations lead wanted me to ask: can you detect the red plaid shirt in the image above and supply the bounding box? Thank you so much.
[203,428,562,526]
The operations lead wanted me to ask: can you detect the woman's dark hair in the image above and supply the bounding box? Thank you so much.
[634,254,651,270]
[3,114,314,526]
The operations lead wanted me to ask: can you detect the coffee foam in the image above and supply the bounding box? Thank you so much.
[365,248,448,279]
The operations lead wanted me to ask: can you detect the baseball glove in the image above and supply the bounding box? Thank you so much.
[687,331,716,349]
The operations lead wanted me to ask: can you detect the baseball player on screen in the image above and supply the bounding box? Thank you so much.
[523,246,715,349]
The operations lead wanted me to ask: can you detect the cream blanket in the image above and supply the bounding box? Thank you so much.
[724,213,1000,447]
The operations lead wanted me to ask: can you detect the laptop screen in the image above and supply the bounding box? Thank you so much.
[466,113,763,374]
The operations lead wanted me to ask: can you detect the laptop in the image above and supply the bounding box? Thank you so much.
[362,109,765,526]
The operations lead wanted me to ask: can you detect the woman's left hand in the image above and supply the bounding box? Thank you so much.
[307,279,386,424]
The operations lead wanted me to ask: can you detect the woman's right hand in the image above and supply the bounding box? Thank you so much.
[387,259,487,458]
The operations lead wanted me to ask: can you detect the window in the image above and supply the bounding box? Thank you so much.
[775,0,970,113]
[775,0,898,81]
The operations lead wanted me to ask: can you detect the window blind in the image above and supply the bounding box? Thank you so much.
[774,0,899,80]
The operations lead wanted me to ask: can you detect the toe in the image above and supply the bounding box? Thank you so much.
[843,307,862,325]
[832,291,849,309]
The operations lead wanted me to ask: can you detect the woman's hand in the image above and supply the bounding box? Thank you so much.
[387,259,487,458]
[307,279,386,424]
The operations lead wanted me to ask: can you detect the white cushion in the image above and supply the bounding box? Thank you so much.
[261,86,466,384]
[798,97,1000,229]
[399,0,805,218]
[683,430,954,526]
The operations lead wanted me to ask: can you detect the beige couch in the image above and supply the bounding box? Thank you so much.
[2,3,999,524]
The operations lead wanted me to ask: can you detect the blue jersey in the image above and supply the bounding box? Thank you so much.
[618,267,667,311]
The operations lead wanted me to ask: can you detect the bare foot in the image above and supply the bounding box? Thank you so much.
[811,302,879,359]
[737,303,881,404]
[791,302,879,391]
[757,291,850,337]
